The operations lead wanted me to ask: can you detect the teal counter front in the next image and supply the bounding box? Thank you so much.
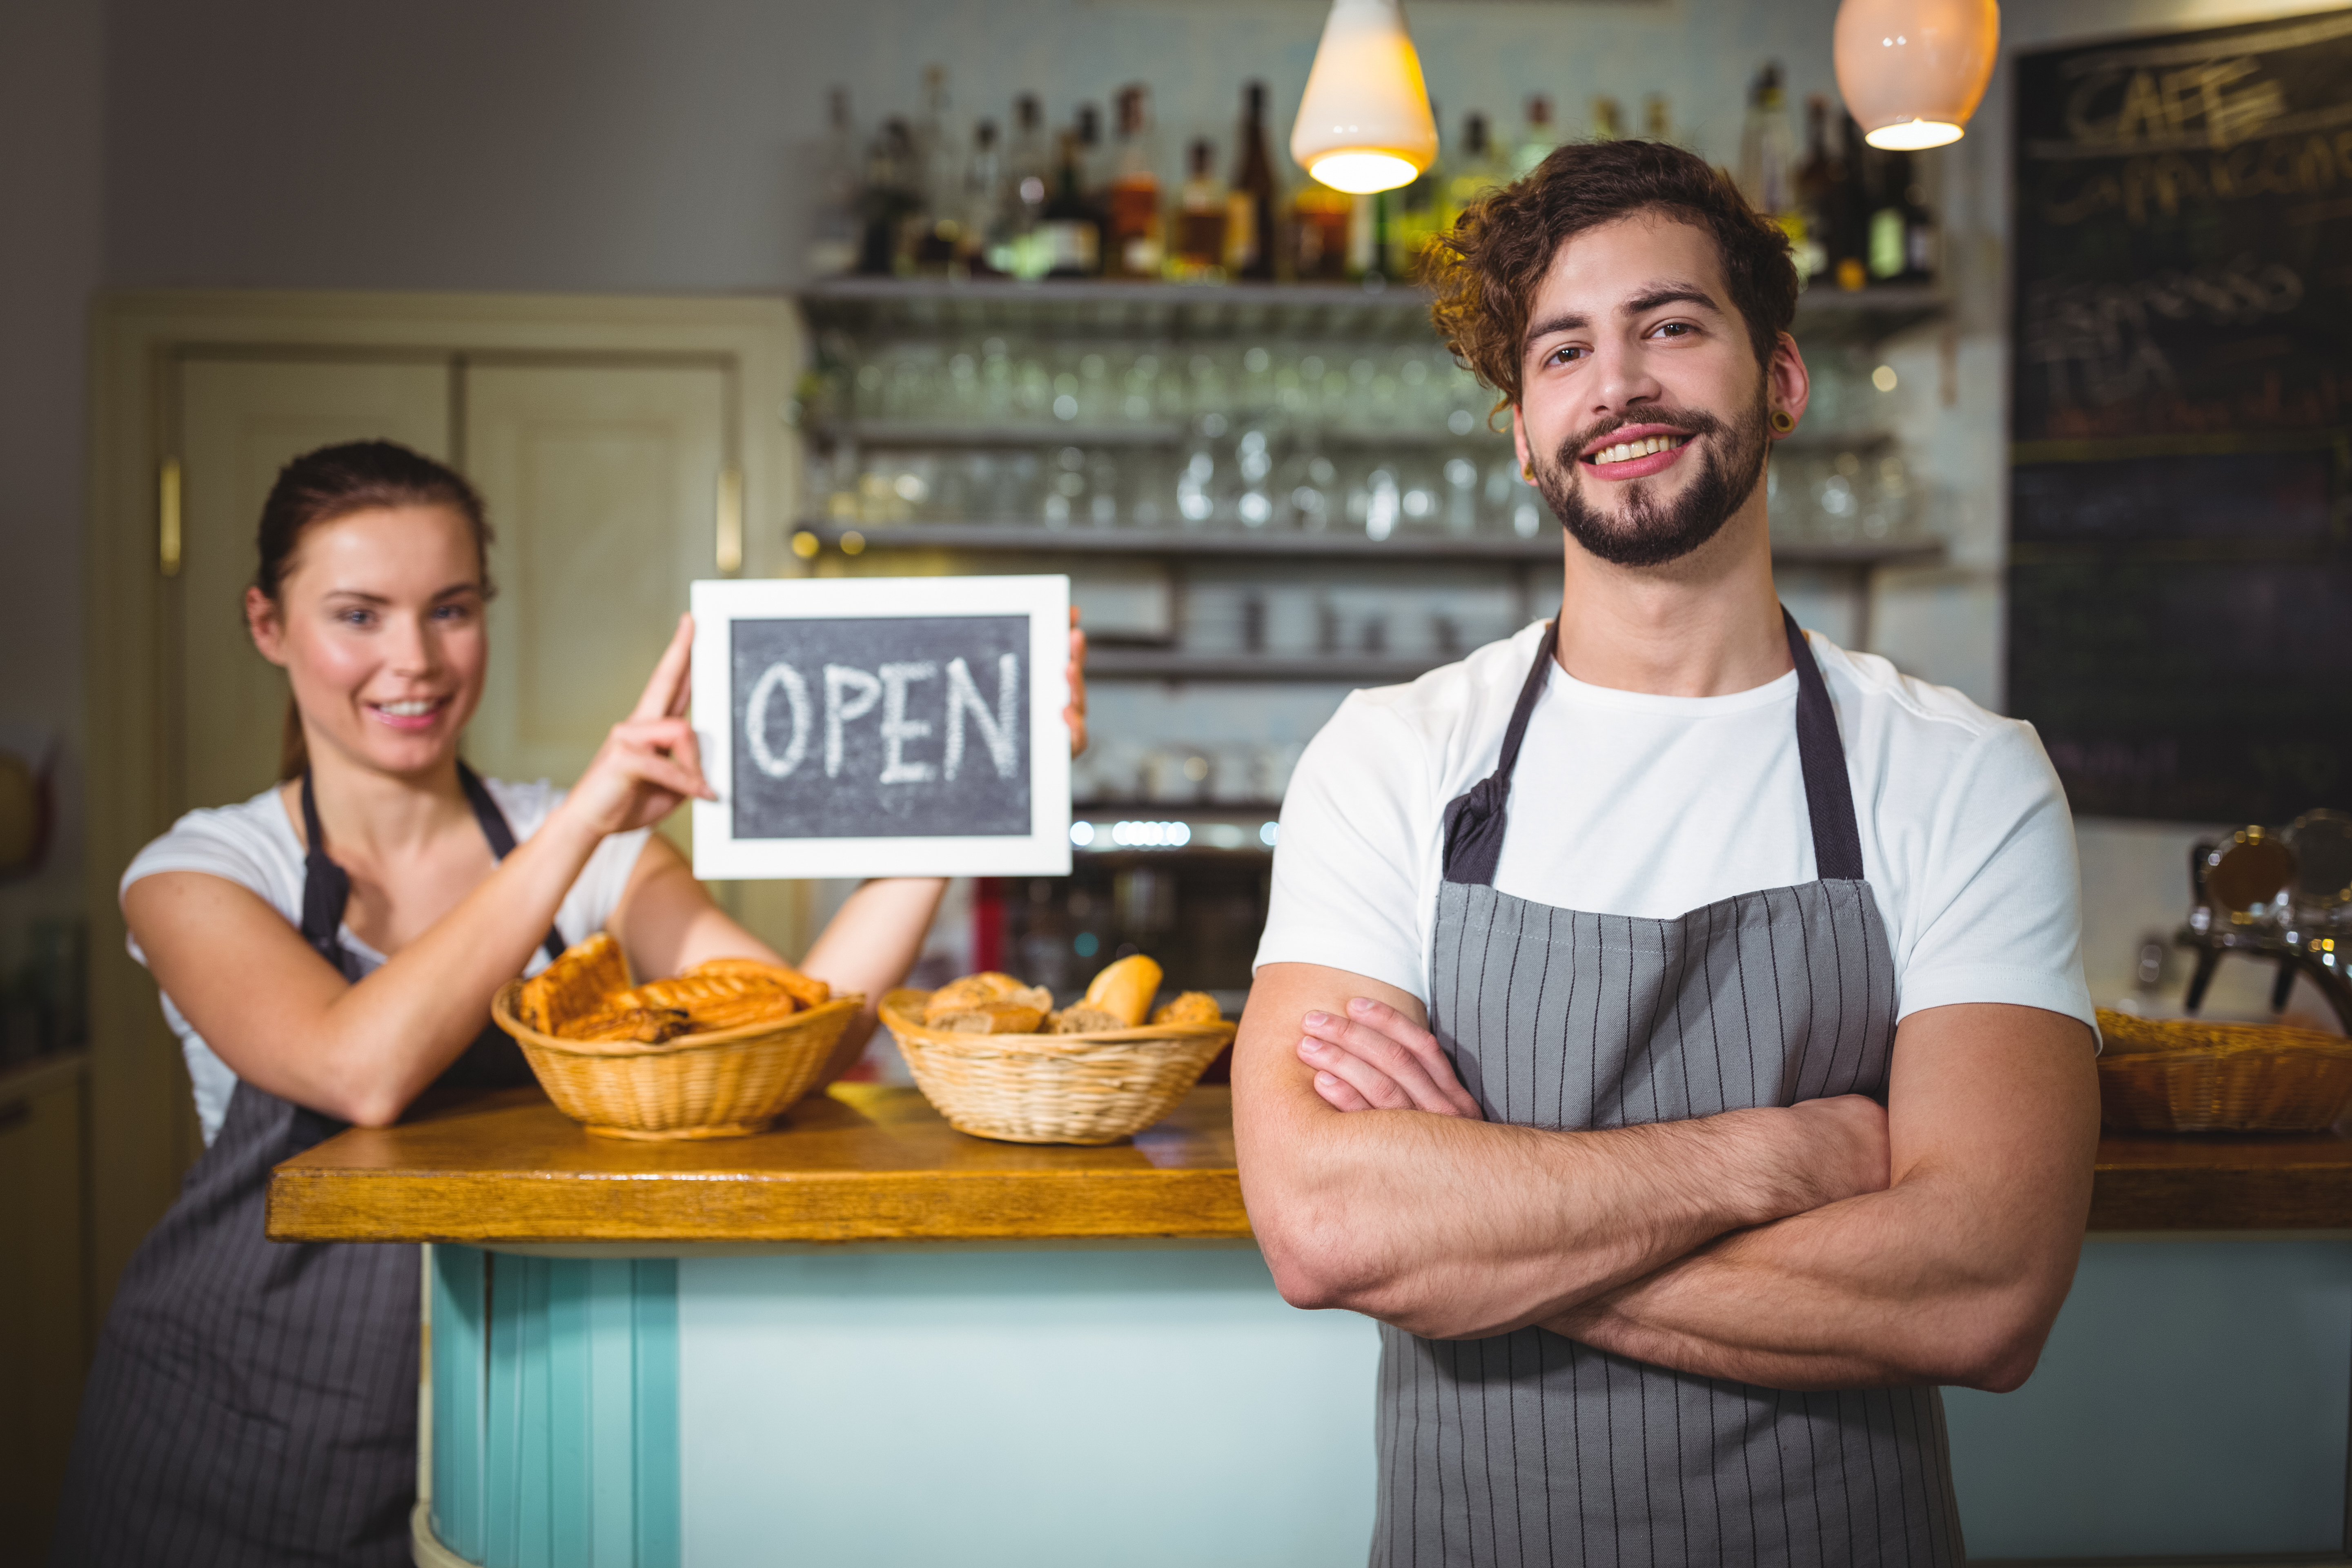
[269,1086,2352,1567]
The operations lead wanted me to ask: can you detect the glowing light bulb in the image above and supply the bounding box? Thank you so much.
[1833,0,1998,150]
[1289,0,1439,195]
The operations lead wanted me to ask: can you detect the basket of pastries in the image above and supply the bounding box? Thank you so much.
[2095,1007,2352,1133]
[492,933,862,1140]
[880,954,1235,1145]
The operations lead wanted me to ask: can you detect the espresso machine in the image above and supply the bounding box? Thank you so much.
[2179,809,2352,1031]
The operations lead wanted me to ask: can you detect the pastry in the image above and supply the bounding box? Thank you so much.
[933,1000,1050,1035]
[519,932,631,1034]
[925,973,1052,1027]
[1048,1004,1127,1035]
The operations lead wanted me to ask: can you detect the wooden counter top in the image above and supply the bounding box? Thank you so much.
[267,1085,2352,1246]
[266,1084,1250,1246]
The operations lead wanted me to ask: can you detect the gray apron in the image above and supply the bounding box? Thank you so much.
[51,764,562,1568]
[1372,612,1965,1566]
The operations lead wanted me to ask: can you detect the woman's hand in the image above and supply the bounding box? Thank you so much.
[1298,996,1485,1118]
[1065,607,1089,758]
[557,613,717,839]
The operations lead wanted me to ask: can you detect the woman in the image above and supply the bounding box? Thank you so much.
[51,440,1086,1566]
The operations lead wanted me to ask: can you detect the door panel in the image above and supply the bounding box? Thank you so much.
[462,363,727,813]
[175,357,451,813]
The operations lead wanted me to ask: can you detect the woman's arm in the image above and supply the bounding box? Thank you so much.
[129,617,714,1127]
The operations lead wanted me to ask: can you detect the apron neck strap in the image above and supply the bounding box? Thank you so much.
[1782,607,1865,880]
[1439,608,1866,886]
[298,763,569,976]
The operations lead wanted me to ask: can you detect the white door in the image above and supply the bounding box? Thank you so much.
[174,356,452,815]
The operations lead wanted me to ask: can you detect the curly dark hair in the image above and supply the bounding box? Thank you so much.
[1426,138,1798,413]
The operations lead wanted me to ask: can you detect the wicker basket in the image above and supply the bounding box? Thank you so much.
[494,980,862,1140]
[2094,1008,2352,1133]
[880,988,1235,1145]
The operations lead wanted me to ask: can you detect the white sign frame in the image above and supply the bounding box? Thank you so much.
[690,575,1072,880]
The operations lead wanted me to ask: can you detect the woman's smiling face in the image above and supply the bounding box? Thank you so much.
[247,505,489,779]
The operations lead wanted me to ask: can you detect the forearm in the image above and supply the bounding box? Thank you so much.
[800,876,950,1078]
[1549,1173,2081,1391]
[1247,1094,1855,1340]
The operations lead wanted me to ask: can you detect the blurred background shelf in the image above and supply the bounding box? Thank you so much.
[799,519,1944,568]
[799,276,1947,347]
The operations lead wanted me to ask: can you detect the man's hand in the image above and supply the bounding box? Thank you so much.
[1298,996,1484,1117]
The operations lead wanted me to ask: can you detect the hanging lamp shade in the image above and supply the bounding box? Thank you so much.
[1833,0,1999,150]
[1289,0,1439,194]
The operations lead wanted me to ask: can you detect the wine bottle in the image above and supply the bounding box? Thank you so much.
[804,86,861,278]
[1038,130,1102,278]
[1227,81,1278,281]
[1791,94,1841,287]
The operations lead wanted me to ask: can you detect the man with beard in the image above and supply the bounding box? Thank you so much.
[1233,138,2097,1564]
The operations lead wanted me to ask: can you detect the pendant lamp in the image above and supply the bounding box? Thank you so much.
[1833,0,1999,150]
[1289,0,1439,194]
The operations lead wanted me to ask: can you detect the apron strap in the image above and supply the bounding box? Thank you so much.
[457,762,569,965]
[298,765,569,978]
[1439,619,1560,886]
[1438,608,1866,887]
[1783,607,1865,880]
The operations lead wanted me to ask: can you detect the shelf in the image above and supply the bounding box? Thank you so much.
[805,420,1512,450]
[797,520,1945,570]
[1086,650,1456,682]
[799,278,1948,347]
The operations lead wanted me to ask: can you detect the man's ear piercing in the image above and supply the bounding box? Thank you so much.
[1521,462,1535,481]
[1769,410,1796,434]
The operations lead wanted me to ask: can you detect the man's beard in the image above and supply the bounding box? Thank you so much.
[1530,392,1770,568]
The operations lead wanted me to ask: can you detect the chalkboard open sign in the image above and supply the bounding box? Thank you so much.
[690,576,1071,879]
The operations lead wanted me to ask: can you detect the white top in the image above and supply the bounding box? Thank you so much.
[121,779,652,1145]
[1257,620,2096,1032]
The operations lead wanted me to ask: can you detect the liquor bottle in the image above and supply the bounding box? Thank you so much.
[1835,111,1873,290]
[909,66,965,269]
[1512,94,1557,178]
[1173,138,1229,279]
[1591,96,1623,140]
[1074,103,1107,203]
[803,86,861,277]
[964,119,1007,274]
[1868,152,1938,284]
[1227,81,1278,281]
[1385,107,1443,280]
[1737,64,1796,224]
[1643,93,1673,143]
[858,117,918,276]
[996,95,1051,279]
[1105,84,1165,279]
[1447,111,1503,218]
[1292,179,1353,281]
[1790,95,1842,287]
[1038,130,1102,277]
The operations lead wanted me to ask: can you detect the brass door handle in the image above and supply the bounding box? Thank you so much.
[159,457,183,577]
[715,466,744,576]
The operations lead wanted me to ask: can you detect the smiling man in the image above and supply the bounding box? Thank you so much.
[1233,140,2099,1564]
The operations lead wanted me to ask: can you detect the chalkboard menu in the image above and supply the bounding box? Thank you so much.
[691,576,1071,879]
[2009,10,2352,822]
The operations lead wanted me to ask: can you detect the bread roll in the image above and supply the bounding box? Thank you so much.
[933,1000,1049,1035]
[1150,991,1222,1026]
[1082,954,1163,1028]
[925,972,1051,1026]
[1048,1004,1127,1035]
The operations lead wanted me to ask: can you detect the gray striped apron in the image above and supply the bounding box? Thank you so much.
[1372,612,1965,1567]
[51,764,561,1568]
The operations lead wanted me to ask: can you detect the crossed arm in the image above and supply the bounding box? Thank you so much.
[1231,962,2099,1392]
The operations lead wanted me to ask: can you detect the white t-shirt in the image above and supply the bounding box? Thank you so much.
[1256,620,2095,1032]
[121,779,652,1145]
